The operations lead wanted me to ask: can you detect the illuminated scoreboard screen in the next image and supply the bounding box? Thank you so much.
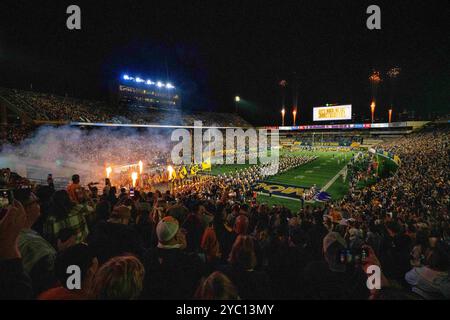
[313,105,352,121]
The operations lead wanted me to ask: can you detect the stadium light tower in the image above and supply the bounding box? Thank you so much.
[235,96,240,113]
[281,108,286,126]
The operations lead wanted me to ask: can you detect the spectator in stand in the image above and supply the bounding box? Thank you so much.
[14,189,59,296]
[201,205,233,266]
[222,235,271,300]
[141,216,206,299]
[43,190,90,246]
[228,214,250,252]
[91,255,144,300]
[268,227,313,299]
[107,186,118,208]
[87,205,143,264]
[302,232,370,299]
[67,174,82,203]
[33,185,55,236]
[38,243,99,300]
[195,271,240,300]
[410,230,430,267]
[93,197,111,223]
[405,243,450,299]
[183,203,205,253]
[379,221,412,286]
[0,200,34,299]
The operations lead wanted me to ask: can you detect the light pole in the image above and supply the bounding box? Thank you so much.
[235,96,240,113]
[281,108,285,126]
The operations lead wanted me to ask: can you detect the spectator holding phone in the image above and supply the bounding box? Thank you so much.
[302,232,370,299]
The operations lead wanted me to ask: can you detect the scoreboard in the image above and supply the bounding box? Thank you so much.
[313,105,352,121]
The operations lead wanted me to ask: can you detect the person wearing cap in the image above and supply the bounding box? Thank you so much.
[87,205,143,264]
[140,216,206,300]
[302,232,370,299]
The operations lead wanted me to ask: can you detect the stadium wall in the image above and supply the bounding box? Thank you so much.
[374,151,400,178]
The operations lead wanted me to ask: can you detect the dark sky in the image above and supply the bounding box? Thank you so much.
[0,0,448,125]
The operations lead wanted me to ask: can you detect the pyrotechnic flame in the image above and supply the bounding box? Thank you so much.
[369,70,382,83]
[131,172,138,187]
[106,167,112,178]
[387,67,401,79]
[138,160,143,174]
[167,165,174,180]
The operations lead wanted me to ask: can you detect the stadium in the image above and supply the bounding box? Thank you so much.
[0,1,449,305]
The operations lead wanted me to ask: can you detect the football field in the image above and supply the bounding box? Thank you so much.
[265,150,351,189]
[209,149,354,208]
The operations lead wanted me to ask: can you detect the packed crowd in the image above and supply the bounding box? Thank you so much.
[0,127,449,300]
[0,88,112,122]
[292,134,364,146]
[0,124,36,145]
[0,87,251,128]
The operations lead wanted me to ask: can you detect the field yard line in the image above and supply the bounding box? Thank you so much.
[321,162,349,192]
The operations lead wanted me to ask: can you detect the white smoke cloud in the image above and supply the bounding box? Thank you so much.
[0,125,174,185]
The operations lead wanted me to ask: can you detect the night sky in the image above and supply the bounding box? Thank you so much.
[0,0,448,125]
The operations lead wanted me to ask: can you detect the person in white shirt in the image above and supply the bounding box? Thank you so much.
[405,244,450,300]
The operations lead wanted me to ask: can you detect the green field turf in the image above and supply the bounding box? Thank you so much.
[209,149,354,207]
[325,175,349,200]
[265,150,351,189]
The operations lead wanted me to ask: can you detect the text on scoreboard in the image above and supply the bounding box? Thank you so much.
[313,105,352,121]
